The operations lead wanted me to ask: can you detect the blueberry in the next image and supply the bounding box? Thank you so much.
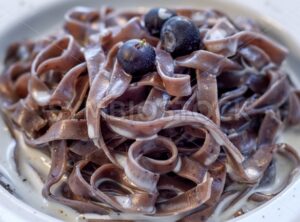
[117,39,156,76]
[161,16,201,57]
[144,8,177,37]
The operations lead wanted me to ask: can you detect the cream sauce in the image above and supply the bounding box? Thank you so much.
[208,152,299,222]
[0,123,299,222]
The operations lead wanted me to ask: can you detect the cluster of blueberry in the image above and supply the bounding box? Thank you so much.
[117,8,201,77]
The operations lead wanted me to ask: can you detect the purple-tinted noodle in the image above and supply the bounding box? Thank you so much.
[1,6,300,222]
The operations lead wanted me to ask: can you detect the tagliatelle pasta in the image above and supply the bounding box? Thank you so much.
[1,6,300,222]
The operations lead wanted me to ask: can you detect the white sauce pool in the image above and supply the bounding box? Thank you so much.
[0,117,299,222]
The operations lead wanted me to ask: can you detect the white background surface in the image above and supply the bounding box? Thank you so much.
[0,1,300,222]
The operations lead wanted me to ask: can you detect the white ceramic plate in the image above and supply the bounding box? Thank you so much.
[1,1,300,222]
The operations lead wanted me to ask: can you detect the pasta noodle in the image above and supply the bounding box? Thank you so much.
[1,6,300,222]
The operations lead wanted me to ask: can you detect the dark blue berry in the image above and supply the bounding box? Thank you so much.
[161,16,201,57]
[144,8,177,37]
[117,39,156,76]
